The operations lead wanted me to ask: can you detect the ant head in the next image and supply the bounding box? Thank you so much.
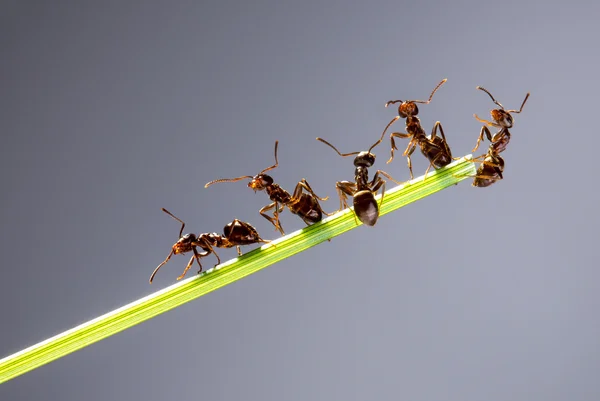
[398,101,419,118]
[248,174,273,192]
[354,151,375,167]
[173,233,198,254]
[490,109,514,128]
[477,87,529,129]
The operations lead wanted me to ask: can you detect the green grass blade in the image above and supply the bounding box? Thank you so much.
[0,155,476,384]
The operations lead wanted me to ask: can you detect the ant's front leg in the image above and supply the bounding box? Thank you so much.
[474,114,502,129]
[259,201,285,235]
[403,140,418,180]
[387,132,411,164]
[472,125,494,153]
[177,247,206,280]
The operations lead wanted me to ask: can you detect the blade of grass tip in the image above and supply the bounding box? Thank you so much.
[0,155,476,384]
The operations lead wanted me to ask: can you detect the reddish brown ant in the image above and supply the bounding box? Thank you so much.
[472,86,530,154]
[316,123,403,226]
[204,141,330,235]
[382,79,453,180]
[150,208,268,283]
[471,145,505,188]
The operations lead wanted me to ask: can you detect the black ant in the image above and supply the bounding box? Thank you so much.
[150,208,269,283]
[472,86,530,154]
[204,141,330,235]
[316,123,403,226]
[383,79,453,180]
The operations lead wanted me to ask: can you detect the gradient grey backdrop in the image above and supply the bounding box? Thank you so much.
[1,1,598,400]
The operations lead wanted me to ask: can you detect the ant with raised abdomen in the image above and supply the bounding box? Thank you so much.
[316,120,404,226]
[472,86,530,154]
[383,79,453,180]
[150,208,268,283]
[204,141,330,235]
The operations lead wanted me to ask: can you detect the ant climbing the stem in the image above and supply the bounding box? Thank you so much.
[382,79,453,180]
[150,208,268,283]
[470,144,505,188]
[316,121,404,226]
[472,86,530,154]
[204,141,331,235]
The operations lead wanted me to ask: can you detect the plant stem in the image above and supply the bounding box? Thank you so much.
[0,155,476,384]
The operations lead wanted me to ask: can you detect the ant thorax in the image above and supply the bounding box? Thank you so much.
[405,116,426,136]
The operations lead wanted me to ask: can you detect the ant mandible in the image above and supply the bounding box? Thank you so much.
[472,86,530,154]
[204,141,331,235]
[383,79,453,180]
[150,208,268,283]
[316,123,403,226]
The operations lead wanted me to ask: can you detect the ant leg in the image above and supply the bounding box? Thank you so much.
[259,202,285,235]
[236,246,242,256]
[293,179,333,217]
[336,181,358,224]
[431,121,453,159]
[387,132,411,164]
[472,126,494,153]
[404,143,417,180]
[177,253,199,280]
[474,114,501,129]
[375,169,404,186]
[149,250,174,283]
[335,181,356,211]
[370,174,386,210]
[294,179,329,201]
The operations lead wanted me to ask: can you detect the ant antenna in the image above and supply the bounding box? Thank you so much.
[477,86,530,114]
[204,141,281,188]
[413,78,447,104]
[316,137,361,157]
[476,86,504,109]
[162,208,185,238]
[373,116,401,151]
[509,92,530,114]
[258,140,279,175]
[149,253,173,283]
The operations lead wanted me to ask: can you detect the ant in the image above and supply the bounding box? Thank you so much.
[383,79,453,180]
[316,124,403,226]
[472,86,530,154]
[150,208,268,283]
[204,141,330,235]
[471,144,505,188]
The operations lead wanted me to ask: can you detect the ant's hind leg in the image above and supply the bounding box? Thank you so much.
[295,179,329,202]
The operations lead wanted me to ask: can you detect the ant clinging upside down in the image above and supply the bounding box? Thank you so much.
[383,79,453,180]
[472,86,530,154]
[150,208,268,283]
[204,141,331,236]
[316,121,403,227]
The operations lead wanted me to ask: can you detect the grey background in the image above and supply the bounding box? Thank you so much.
[1,1,598,400]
